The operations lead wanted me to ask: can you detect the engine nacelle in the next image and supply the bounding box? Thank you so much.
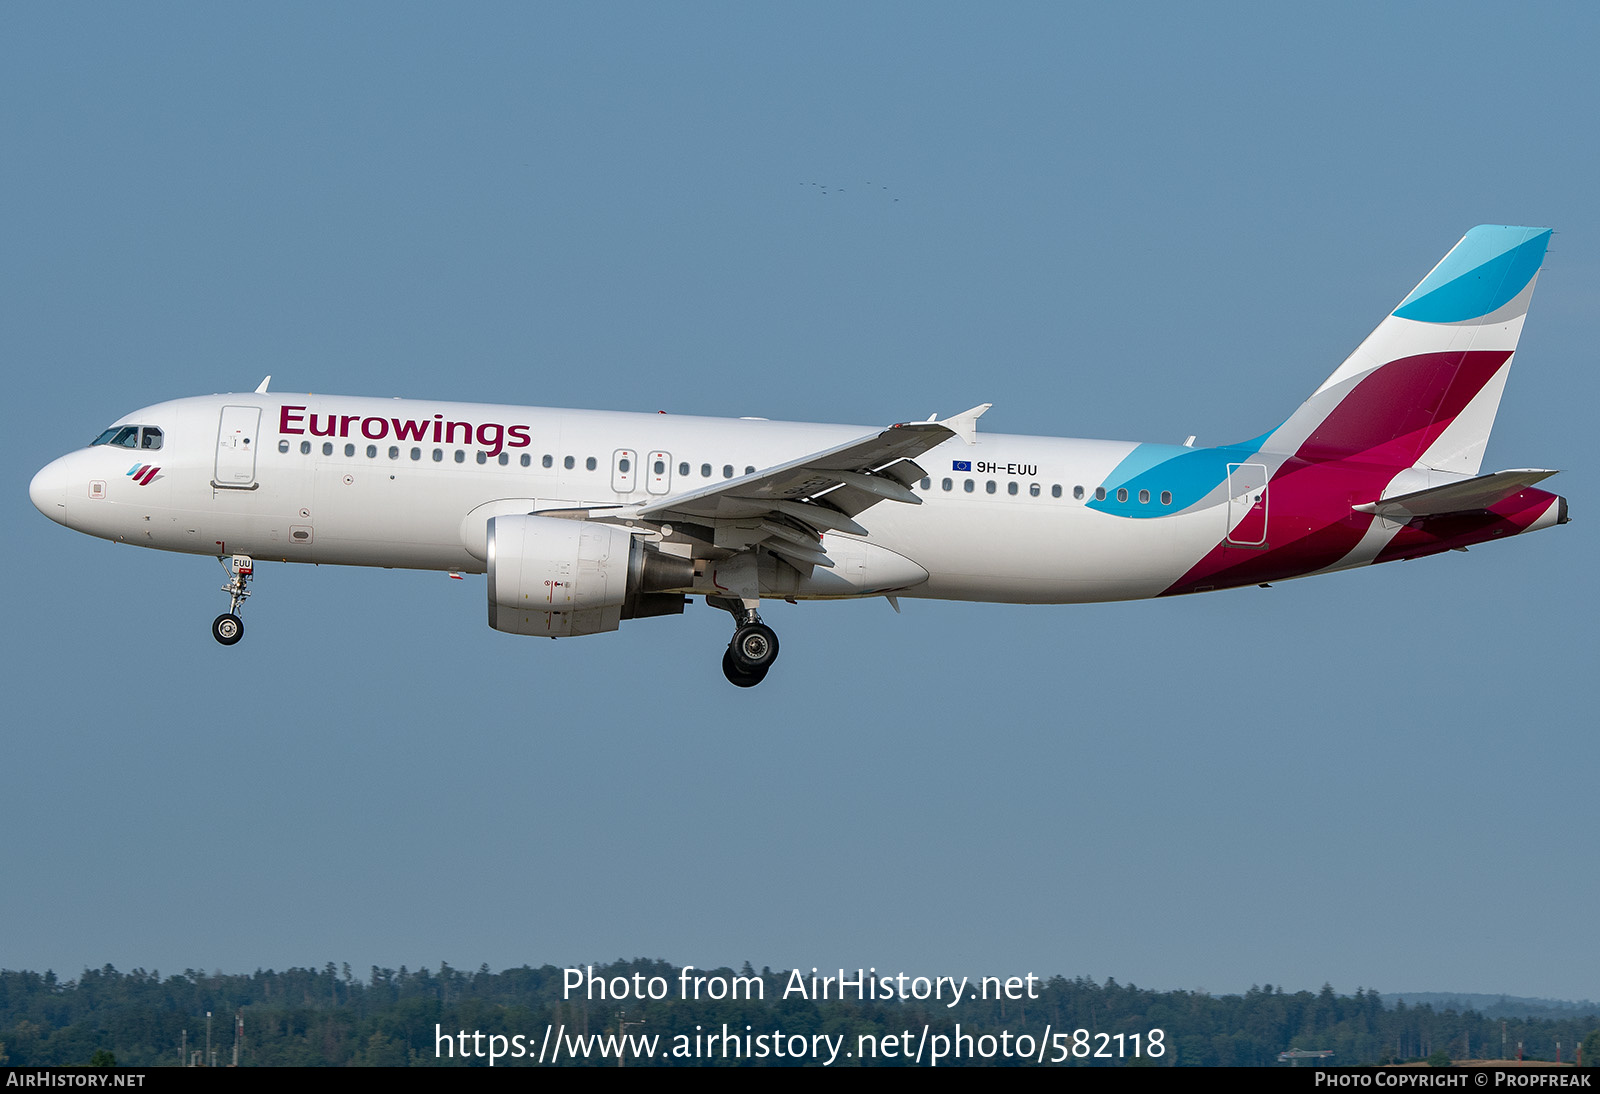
[486,515,694,637]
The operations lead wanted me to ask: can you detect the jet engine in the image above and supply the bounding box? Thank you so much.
[486,514,695,637]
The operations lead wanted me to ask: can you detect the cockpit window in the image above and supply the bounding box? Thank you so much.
[93,426,140,448]
[91,425,162,450]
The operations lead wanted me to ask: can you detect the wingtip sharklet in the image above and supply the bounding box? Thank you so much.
[938,403,992,445]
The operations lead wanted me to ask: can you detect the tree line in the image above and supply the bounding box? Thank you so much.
[1,960,1596,1066]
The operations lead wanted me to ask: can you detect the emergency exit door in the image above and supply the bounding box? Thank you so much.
[1226,463,1268,547]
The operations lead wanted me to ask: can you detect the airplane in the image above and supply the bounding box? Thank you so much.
[30,225,1568,686]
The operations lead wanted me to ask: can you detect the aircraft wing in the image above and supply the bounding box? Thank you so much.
[631,404,990,567]
[1352,468,1560,522]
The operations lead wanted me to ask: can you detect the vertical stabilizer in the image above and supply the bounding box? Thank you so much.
[1262,226,1550,474]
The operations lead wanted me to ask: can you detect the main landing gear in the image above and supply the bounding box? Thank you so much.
[710,596,780,687]
[213,554,253,646]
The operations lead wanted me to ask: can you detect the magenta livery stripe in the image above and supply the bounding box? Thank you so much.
[1297,350,1511,466]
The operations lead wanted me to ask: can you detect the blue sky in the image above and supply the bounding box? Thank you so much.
[4,3,1596,1001]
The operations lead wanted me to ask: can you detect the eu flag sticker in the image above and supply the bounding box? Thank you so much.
[952,460,972,471]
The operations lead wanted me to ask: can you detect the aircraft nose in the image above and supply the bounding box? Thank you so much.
[30,458,69,525]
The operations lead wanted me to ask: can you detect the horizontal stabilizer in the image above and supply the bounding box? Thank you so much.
[1352,468,1559,521]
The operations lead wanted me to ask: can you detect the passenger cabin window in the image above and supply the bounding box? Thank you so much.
[543,455,554,468]
[344,443,355,457]
[564,456,575,469]
[301,441,312,455]
[323,442,334,456]
[278,440,290,453]
[586,457,597,471]
[723,465,734,479]
[520,454,531,467]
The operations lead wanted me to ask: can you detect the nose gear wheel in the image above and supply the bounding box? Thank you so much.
[213,554,254,645]
[212,613,244,645]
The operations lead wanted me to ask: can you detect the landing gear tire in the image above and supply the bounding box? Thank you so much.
[722,649,768,688]
[212,613,244,646]
[730,622,779,671]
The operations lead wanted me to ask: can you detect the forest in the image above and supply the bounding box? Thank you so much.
[1,960,1596,1067]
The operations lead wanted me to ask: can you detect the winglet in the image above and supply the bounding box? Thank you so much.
[938,403,992,446]
[255,375,272,394]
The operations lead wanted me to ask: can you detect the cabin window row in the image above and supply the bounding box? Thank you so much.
[280,439,553,465]
[275,440,758,480]
[917,477,1173,506]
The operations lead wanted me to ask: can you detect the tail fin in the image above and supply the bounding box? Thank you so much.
[1262,226,1550,473]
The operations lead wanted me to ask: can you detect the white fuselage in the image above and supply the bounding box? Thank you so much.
[32,392,1235,605]
[27,228,1571,683]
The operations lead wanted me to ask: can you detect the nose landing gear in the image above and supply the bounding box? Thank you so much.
[213,554,253,646]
